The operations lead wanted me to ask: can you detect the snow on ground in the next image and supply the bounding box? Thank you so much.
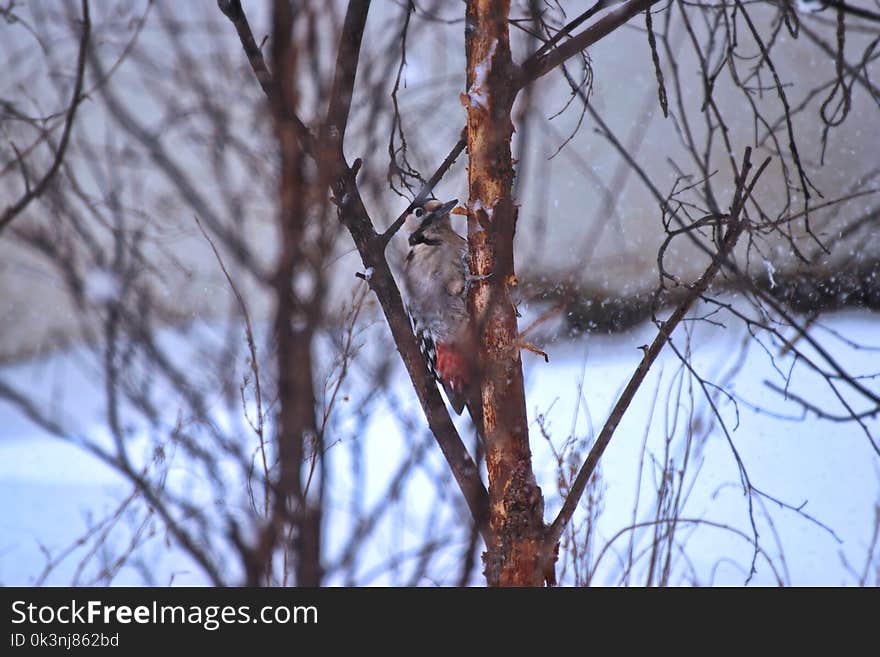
[527,307,880,585]
[0,304,877,585]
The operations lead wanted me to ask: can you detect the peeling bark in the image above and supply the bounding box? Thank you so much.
[465,0,551,586]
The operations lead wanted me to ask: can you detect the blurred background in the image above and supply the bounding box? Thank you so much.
[1,0,878,585]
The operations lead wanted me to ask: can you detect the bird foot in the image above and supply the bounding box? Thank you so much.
[464,272,493,294]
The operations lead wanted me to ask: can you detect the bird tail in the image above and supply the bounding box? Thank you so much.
[443,382,483,440]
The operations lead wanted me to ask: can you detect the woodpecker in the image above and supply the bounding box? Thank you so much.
[402,199,481,428]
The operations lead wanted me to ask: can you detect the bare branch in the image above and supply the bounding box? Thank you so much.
[546,149,772,547]
[0,0,90,235]
[520,0,660,84]
[325,0,372,144]
[217,0,491,540]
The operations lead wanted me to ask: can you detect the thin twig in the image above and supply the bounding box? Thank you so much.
[0,0,90,235]
[546,149,771,547]
[193,215,268,517]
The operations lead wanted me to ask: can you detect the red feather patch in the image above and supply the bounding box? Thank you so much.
[435,343,469,394]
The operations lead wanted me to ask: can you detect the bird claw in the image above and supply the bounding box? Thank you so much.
[464,272,492,294]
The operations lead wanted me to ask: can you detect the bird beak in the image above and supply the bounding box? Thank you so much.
[436,199,458,216]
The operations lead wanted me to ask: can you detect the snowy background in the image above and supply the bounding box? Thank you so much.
[1,1,879,586]
[2,302,878,585]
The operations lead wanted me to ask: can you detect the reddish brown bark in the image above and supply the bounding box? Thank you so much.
[269,0,323,586]
[464,0,551,586]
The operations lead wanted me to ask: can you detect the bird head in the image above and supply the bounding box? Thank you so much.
[405,199,458,246]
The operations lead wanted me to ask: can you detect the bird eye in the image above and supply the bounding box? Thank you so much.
[414,207,425,218]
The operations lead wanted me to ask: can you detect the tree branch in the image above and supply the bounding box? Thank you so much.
[334,166,490,542]
[216,0,272,94]
[325,0,371,144]
[821,0,880,24]
[382,0,661,243]
[218,0,491,541]
[217,0,315,152]
[381,133,467,246]
[520,0,660,84]
[545,148,772,547]
[0,0,90,236]
[216,0,659,547]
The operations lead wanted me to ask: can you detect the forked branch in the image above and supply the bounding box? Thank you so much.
[219,0,490,541]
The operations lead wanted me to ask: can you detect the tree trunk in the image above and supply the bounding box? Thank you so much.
[464,0,551,586]
[270,0,323,587]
